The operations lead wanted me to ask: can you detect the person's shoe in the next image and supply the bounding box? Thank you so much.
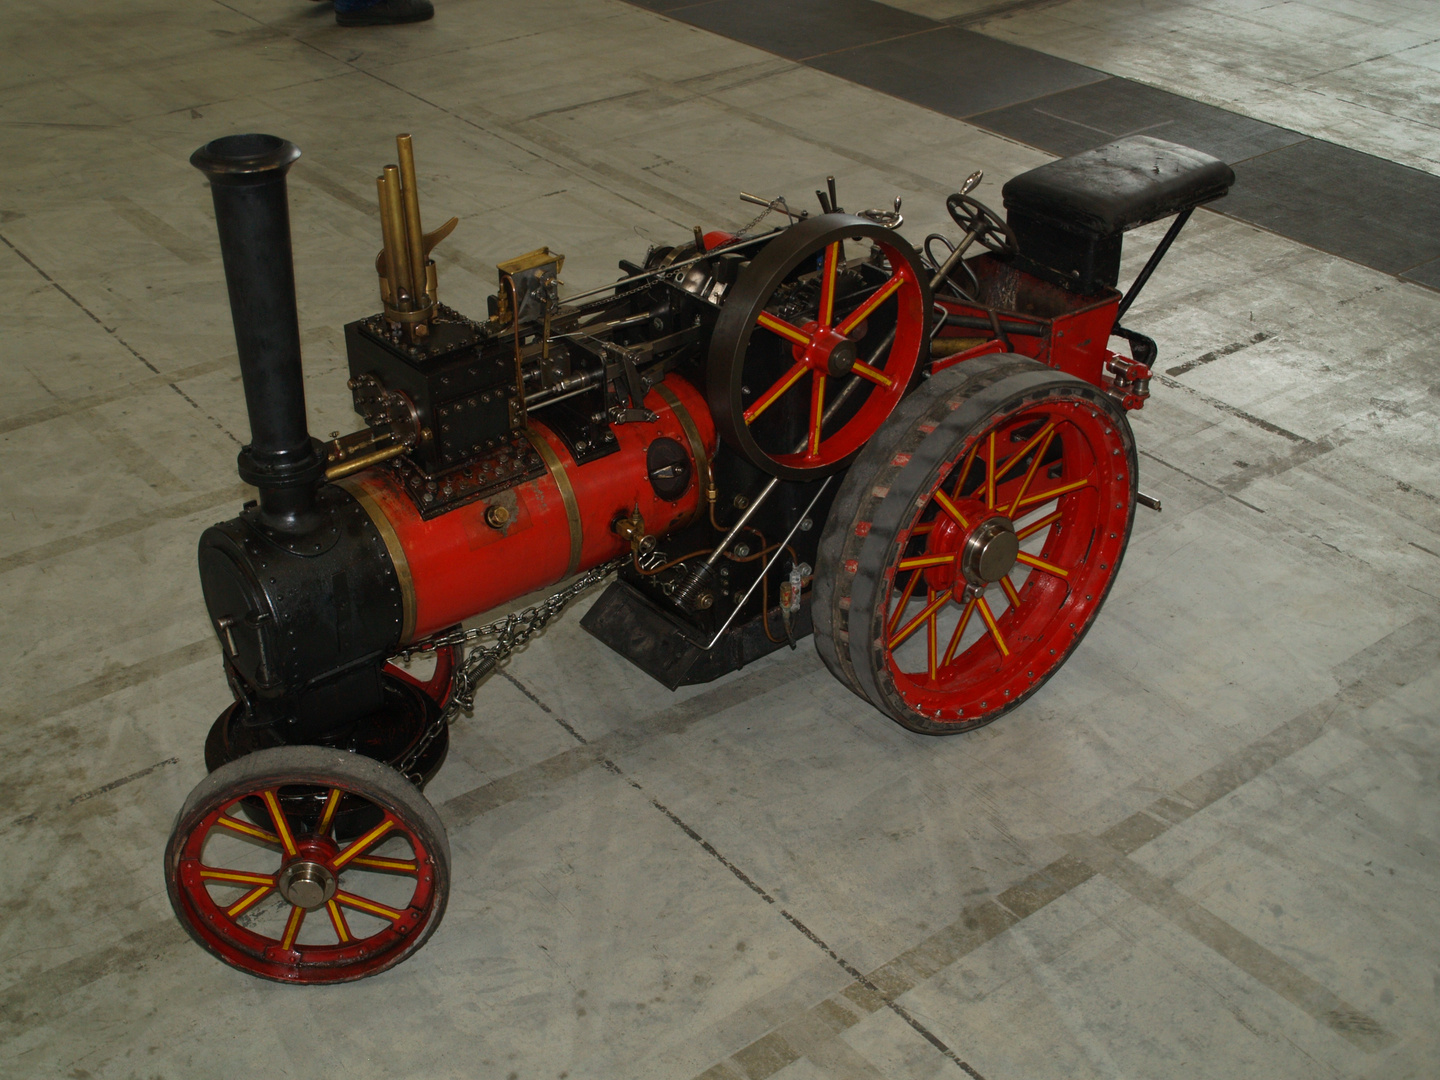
[335,0,434,26]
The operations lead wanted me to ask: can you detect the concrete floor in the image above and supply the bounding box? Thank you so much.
[2,1,1438,1078]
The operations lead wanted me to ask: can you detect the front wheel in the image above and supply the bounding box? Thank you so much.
[165,745,450,983]
[814,354,1136,734]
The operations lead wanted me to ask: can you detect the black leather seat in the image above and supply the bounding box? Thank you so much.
[1001,136,1235,294]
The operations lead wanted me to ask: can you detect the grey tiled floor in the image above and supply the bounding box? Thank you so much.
[1,3,1438,1079]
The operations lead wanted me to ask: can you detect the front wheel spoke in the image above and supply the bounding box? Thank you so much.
[891,588,952,650]
[350,855,418,874]
[942,598,978,666]
[214,815,279,846]
[336,890,405,924]
[199,867,276,889]
[1016,508,1063,540]
[325,899,352,944]
[835,271,903,336]
[260,789,299,858]
[1003,425,1058,515]
[332,817,396,871]
[851,360,894,387]
[316,788,343,835]
[1015,551,1070,579]
[806,373,826,458]
[755,310,810,348]
[818,241,840,327]
[743,361,809,424]
[1014,477,1089,509]
[226,884,273,919]
[279,904,305,951]
[932,489,970,529]
[1000,575,1023,609]
[976,596,1010,657]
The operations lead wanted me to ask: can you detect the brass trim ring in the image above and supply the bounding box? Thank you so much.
[655,381,710,512]
[335,476,417,644]
[526,424,583,577]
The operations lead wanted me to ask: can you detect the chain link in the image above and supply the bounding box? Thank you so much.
[392,557,627,783]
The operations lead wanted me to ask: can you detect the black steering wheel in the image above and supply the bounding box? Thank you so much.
[945,192,1018,257]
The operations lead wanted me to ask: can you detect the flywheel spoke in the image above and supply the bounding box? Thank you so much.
[744,361,809,424]
[755,310,810,347]
[806,373,826,459]
[836,271,904,336]
[817,241,840,327]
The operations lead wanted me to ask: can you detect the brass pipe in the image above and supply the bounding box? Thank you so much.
[324,441,407,481]
[395,134,428,307]
[380,165,414,306]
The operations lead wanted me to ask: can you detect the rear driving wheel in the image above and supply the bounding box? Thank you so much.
[814,355,1136,733]
[165,745,450,983]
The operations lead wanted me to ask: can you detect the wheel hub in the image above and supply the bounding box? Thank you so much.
[277,859,337,910]
[796,322,857,376]
[962,515,1019,584]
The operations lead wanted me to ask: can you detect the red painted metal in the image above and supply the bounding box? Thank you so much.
[930,253,1135,399]
[172,793,441,983]
[881,396,1132,724]
[351,373,716,642]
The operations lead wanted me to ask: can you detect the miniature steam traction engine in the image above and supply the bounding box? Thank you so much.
[165,131,1233,982]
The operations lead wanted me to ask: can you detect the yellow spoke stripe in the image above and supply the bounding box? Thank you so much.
[808,373,826,457]
[326,899,351,943]
[1000,576,1023,608]
[350,855,418,873]
[985,431,997,508]
[1015,477,1089,508]
[214,816,279,844]
[942,598,978,666]
[756,311,810,347]
[744,362,809,424]
[976,597,1010,657]
[332,818,395,871]
[886,571,921,636]
[897,554,955,570]
[1017,508,1062,540]
[226,885,272,919]
[279,905,305,951]
[317,788,343,835]
[260,790,298,857]
[200,868,276,888]
[336,890,406,923]
[1015,552,1069,578]
[932,489,970,529]
[836,273,903,336]
[891,588,953,650]
[818,242,840,327]
[851,360,893,387]
[1003,425,1057,515]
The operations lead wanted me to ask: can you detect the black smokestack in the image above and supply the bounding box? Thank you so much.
[191,134,323,532]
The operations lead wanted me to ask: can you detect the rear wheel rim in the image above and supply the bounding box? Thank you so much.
[879,398,1132,723]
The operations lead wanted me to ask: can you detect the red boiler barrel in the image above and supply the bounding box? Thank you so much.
[338,373,716,643]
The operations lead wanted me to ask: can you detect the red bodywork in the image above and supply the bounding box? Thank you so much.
[930,254,1148,405]
[347,373,716,643]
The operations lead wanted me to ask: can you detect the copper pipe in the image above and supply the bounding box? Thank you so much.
[380,166,414,306]
[395,134,427,306]
[324,441,407,481]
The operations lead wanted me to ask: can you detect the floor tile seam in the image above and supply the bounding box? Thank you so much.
[618,1,1440,282]
[4,756,181,835]
[719,614,1437,1068]
[0,637,219,729]
[0,483,249,576]
[0,358,230,437]
[437,655,826,830]
[793,26,948,65]
[497,672,989,1080]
